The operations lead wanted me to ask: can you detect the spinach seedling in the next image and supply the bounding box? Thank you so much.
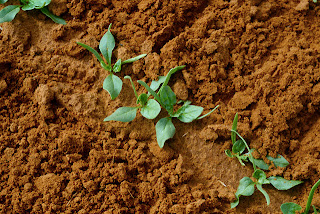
[0,0,66,24]
[77,24,146,100]
[104,76,161,122]
[137,65,219,148]
[104,65,219,148]
[228,114,303,208]
[226,113,290,170]
[281,178,320,214]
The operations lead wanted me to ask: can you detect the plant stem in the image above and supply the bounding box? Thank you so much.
[124,76,138,99]
[230,130,257,171]
[304,178,320,214]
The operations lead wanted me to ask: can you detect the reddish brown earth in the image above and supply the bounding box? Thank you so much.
[1,0,320,213]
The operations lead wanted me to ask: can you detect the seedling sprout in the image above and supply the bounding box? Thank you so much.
[77,24,146,100]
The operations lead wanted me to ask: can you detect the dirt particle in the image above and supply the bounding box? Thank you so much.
[0,80,7,94]
[295,0,309,11]
[173,80,188,100]
[35,173,63,195]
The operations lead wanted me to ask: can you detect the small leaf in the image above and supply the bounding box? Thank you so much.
[113,59,122,72]
[159,65,186,94]
[155,117,175,148]
[268,176,303,190]
[159,85,176,113]
[231,113,238,144]
[256,184,270,205]
[137,93,148,106]
[40,7,66,25]
[172,101,191,117]
[30,0,51,8]
[253,169,270,185]
[76,42,107,68]
[280,202,302,214]
[141,99,161,119]
[232,139,246,154]
[0,5,21,23]
[149,76,166,93]
[225,149,234,158]
[104,107,138,122]
[177,105,203,123]
[137,80,161,103]
[267,155,289,168]
[231,177,255,208]
[252,158,270,170]
[99,24,115,66]
[103,74,123,100]
[122,54,147,64]
[0,0,9,4]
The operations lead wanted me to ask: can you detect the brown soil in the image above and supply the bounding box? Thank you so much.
[1,0,320,213]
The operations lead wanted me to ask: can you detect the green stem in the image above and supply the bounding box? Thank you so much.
[124,76,138,99]
[304,178,320,214]
[230,130,257,171]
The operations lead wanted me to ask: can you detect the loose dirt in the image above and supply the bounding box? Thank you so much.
[0,0,320,213]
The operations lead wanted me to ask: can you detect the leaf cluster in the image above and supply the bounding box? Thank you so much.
[227,113,303,208]
[77,24,146,100]
[0,0,66,24]
[104,65,219,148]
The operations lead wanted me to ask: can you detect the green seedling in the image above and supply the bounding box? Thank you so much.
[228,114,303,208]
[77,24,146,100]
[104,65,219,148]
[0,0,66,24]
[226,114,290,170]
[104,76,161,122]
[281,178,320,214]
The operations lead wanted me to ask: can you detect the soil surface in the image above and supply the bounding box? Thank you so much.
[1,0,320,213]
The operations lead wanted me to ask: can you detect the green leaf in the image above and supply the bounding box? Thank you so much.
[0,5,21,23]
[267,155,289,168]
[103,74,123,100]
[155,117,175,148]
[313,205,319,213]
[280,202,302,214]
[99,24,115,66]
[150,76,166,92]
[256,184,270,205]
[31,0,51,8]
[159,65,186,94]
[232,139,246,154]
[39,7,66,25]
[113,59,122,73]
[267,176,303,190]
[122,54,147,64]
[172,101,191,117]
[253,169,270,185]
[137,93,148,106]
[231,113,238,144]
[0,0,9,4]
[137,80,161,103]
[177,105,203,123]
[104,107,138,122]
[252,158,270,170]
[231,177,255,208]
[225,149,234,158]
[76,42,107,68]
[159,85,176,113]
[141,99,161,119]
[22,4,36,10]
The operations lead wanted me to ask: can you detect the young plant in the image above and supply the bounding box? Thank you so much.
[104,65,219,148]
[103,76,161,122]
[0,0,66,24]
[228,113,303,208]
[77,24,146,100]
[281,178,320,214]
